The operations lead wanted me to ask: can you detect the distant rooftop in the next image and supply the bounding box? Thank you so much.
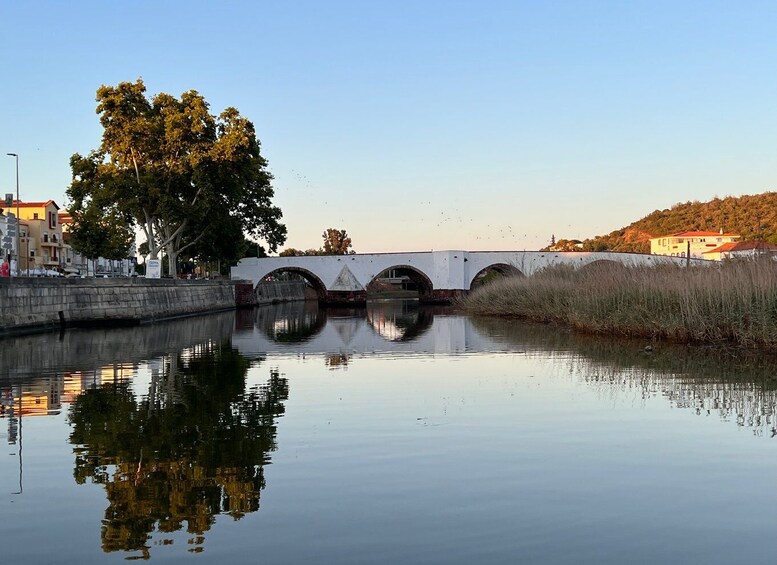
[703,240,777,254]
[667,230,739,238]
[10,199,60,209]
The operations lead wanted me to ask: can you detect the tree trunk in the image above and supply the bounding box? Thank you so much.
[166,242,178,277]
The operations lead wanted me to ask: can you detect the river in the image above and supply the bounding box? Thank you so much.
[1,300,776,564]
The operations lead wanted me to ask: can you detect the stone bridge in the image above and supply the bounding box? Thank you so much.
[231,250,700,304]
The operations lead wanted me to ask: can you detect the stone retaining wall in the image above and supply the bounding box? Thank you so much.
[0,278,241,336]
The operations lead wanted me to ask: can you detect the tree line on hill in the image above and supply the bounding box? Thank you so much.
[546,192,777,253]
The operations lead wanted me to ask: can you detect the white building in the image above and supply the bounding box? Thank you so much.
[0,209,18,265]
[650,230,740,260]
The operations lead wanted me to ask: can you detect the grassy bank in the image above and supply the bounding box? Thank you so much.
[461,259,777,348]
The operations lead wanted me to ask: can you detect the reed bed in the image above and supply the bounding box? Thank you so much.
[462,259,777,348]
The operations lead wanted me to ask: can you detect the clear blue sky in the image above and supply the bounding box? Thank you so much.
[2,0,775,252]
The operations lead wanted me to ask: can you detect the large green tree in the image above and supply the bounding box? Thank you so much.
[67,79,286,276]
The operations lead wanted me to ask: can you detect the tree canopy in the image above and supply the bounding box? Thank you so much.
[65,201,134,262]
[67,79,286,275]
[321,228,354,255]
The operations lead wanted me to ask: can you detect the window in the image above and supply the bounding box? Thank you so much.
[49,212,56,229]
[33,213,39,219]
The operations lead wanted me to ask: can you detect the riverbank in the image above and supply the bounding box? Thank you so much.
[461,259,777,348]
[0,278,253,336]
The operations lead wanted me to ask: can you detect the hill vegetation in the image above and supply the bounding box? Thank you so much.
[572,192,777,253]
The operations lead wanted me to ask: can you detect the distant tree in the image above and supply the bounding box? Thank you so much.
[322,228,354,255]
[241,239,267,258]
[67,78,286,276]
[279,248,303,257]
[279,248,322,257]
[66,200,134,265]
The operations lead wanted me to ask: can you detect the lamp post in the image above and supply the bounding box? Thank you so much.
[6,153,19,276]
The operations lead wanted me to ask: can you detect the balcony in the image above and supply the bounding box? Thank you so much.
[41,234,62,247]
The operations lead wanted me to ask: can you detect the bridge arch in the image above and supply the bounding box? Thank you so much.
[258,267,327,301]
[367,265,434,301]
[468,263,524,290]
[578,259,626,275]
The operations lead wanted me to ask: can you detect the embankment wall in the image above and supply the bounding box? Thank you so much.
[0,278,244,336]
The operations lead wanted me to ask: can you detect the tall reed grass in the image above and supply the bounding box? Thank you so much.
[462,259,777,347]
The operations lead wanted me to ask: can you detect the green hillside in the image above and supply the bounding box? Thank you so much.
[580,192,777,254]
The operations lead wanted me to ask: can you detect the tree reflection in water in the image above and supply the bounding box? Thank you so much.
[67,341,288,559]
[471,317,777,437]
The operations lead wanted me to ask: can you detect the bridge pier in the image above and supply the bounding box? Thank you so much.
[322,289,467,306]
[324,290,368,305]
[428,289,469,304]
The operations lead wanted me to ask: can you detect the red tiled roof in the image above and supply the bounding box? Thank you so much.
[11,200,60,209]
[668,230,739,237]
[703,241,777,254]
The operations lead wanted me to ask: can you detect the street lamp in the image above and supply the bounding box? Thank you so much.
[6,153,20,276]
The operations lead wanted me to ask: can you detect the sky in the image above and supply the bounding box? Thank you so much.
[1,0,776,253]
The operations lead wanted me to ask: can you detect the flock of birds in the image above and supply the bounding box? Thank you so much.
[283,169,571,246]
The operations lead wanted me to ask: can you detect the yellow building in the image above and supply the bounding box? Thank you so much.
[650,230,740,260]
[13,200,64,272]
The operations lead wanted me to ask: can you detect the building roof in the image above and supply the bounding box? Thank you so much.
[669,230,739,238]
[11,200,60,210]
[649,230,740,242]
[703,240,777,254]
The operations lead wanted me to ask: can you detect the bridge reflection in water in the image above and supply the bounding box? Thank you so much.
[236,301,777,437]
[1,302,776,560]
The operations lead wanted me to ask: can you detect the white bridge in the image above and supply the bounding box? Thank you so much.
[231,250,698,304]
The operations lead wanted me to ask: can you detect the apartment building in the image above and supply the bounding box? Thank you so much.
[649,230,740,260]
[13,200,64,272]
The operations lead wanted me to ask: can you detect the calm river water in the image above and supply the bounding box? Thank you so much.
[1,300,776,564]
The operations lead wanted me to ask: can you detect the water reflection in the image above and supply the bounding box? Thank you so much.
[366,299,433,342]
[68,341,288,559]
[2,302,777,561]
[0,311,236,379]
[470,316,777,437]
[234,303,777,437]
